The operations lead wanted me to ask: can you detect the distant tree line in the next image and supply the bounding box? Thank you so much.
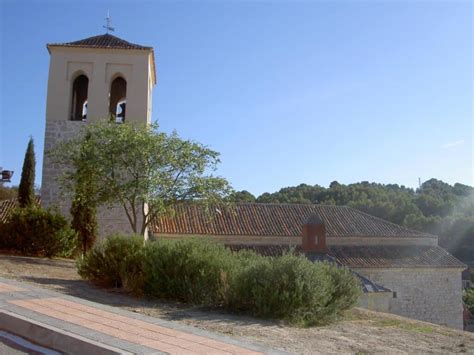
[228,179,474,264]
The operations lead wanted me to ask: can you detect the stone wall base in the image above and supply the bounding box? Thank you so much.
[354,267,464,330]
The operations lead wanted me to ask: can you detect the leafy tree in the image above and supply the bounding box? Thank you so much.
[51,122,231,236]
[18,137,36,207]
[69,132,99,256]
[227,190,256,203]
[71,197,98,257]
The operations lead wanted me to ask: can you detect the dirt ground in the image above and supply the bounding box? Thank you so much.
[0,254,473,354]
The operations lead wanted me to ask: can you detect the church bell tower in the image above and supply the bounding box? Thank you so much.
[41,32,156,233]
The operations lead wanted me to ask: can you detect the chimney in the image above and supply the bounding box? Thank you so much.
[302,213,327,253]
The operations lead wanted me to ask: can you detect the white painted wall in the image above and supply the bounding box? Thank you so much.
[41,44,155,237]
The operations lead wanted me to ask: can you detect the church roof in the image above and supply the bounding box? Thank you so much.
[0,198,40,223]
[47,33,157,84]
[47,34,152,51]
[226,244,466,269]
[151,202,436,239]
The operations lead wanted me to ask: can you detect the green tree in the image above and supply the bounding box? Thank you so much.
[69,132,99,256]
[18,137,36,207]
[51,122,231,236]
[71,197,98,257]
[227,190,256,203]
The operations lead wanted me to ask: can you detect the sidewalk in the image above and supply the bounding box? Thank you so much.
[0,277,285,354]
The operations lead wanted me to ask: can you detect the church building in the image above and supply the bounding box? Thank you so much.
[38,33,466,330]
[41,33,156,235]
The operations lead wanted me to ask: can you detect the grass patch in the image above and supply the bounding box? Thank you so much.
[374,319,434,333]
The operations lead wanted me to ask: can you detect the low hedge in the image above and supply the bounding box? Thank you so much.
[77,235,361,326]
[0,206,77,257]
[143,238,234,304]
[76,234,145,289]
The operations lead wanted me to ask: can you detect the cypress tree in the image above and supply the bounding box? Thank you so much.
[71,195,98,257]
[18,137,36,207]
[70,132,98,256]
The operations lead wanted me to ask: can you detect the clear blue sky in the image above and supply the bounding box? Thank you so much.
[1,1,472,196]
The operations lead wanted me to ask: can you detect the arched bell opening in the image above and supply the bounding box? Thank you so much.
[109,77,127,123]
[71,75,89,121]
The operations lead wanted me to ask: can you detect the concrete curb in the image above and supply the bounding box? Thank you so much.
[0,310,133,355]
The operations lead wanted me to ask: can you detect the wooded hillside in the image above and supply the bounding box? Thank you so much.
[229,179,474,264]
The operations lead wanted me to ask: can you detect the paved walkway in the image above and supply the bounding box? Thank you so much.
[0,278,284,354]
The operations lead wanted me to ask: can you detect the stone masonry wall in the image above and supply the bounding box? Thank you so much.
[41,120,85,208]
[354,267,464,330]
[41,120,138,237]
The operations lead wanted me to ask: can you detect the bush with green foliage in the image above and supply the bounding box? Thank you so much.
[0,206,76,257]
[78,235,361,326]
[464,288,474,314]
[77,234,145,290]
[143,238,234,305]
[227,253,360,325]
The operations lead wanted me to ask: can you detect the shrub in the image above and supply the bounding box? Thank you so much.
[143,238,234,305]
[318,262,362,316]
[227,253,357,326]
[464,288,474,314]
[77,235,361,326]
[0,206,76,257]
[77,234,145,291]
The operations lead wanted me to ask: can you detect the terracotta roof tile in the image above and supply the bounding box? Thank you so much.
[0,199,17,223]
[328,245,466,269]
[47,34,152,51]
[47,34,157,85]
[0,197,40,223]
[226,244,466,269]
[152,203,436,239]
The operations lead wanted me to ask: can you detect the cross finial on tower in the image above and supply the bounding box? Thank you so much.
[103,10,115,34]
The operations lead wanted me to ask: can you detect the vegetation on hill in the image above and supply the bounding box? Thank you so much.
[0,186,18,201]
[229,179,474,263]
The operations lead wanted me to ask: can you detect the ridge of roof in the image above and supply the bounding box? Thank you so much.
[47,33,152,51]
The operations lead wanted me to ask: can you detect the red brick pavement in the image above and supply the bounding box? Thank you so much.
[0,283,25,293]
[8,296,262,354]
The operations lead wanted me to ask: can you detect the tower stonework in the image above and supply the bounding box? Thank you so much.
[41,34,156,236]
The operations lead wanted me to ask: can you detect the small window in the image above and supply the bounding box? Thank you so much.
[71,75,89,121]
[109,77,127,123]
[393,292,397,299]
